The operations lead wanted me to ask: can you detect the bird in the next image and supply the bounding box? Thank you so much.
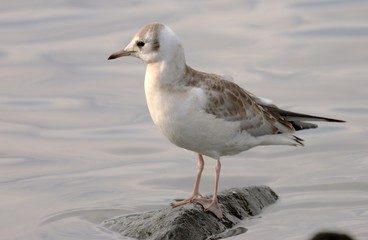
[108,23,344,219]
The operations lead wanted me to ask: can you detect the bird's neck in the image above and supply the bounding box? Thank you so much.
[144,48,188,129]
[145,45,188,87]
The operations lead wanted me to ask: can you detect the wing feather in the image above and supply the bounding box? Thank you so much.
[183,66,344,136]
[184,67,295,136]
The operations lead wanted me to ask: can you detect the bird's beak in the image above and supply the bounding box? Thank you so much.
[108,49,132,60]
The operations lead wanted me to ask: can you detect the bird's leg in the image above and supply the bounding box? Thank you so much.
[194,159,223,219]
[171,154,204,207]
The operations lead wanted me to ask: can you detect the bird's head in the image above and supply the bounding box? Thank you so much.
[108,22,184,64]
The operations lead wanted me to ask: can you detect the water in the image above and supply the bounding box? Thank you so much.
[0,1,367,239]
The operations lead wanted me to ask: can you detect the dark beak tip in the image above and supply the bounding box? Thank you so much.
[107,55,116,60]
[108,53,120,60]
[107,50,131,61]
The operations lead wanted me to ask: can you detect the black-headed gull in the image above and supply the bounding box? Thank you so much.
[108,23,344,219]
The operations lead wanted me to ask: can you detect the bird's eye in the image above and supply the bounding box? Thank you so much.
[136,41,145,48]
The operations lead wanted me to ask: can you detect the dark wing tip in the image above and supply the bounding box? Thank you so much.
[326,118,345,123]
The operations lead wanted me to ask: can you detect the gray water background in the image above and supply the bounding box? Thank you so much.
[0,1,367,239]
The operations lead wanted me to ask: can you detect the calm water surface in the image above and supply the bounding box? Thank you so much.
[0,1,367,239]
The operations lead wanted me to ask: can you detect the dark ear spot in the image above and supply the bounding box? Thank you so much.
[152,41,160,51]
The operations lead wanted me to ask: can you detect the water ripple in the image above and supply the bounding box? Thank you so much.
[287,27,368,38]
[0,96,90,110]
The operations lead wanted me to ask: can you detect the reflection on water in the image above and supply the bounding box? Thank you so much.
[0,1,367,240]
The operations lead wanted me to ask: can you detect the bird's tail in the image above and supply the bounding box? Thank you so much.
[258,134,304,147]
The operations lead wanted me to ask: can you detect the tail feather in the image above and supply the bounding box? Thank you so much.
[293,135,304,146]
[259,134,304,147]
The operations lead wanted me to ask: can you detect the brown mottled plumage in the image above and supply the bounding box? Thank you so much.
[184,66,296,135]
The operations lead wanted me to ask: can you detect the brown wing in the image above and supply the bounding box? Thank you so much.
[185,67,295,136]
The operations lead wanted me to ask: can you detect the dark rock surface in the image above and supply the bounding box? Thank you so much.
[102,186,278,240]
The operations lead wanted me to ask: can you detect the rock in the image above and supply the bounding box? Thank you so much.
[102,186,278,240]
[310,232,355,240]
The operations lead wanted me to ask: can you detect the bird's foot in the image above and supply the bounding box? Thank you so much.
[193,197,223,219]
[171,193,202,208]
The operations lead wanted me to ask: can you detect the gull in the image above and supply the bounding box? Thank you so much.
[108,23,344,219]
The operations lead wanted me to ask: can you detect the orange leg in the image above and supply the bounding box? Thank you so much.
[171,154,204,207]
[194,159,223,219]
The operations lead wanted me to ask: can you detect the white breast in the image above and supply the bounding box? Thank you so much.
[144,70,252,159]
[144,69,197,137]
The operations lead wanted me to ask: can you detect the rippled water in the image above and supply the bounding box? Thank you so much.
[1,1,367,240]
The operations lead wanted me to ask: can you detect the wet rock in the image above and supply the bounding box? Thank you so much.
[102,186,278,240]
